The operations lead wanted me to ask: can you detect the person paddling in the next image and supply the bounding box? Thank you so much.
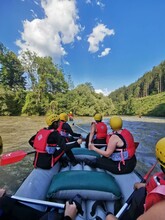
[85,113,107,148]
[57,112,82,147]
[106,137,165,220]
[29,114,80,169]
[0,188,79,220]
[87,116,137,174]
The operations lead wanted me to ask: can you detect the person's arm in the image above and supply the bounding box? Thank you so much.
[0,188,6,197]
[64,123,81,137]
[88,123,96,146]
[55,132,67,150]
[134,182,146,190]
[28,134,36,147]
[137,200,165,220]
[89,135,117,157]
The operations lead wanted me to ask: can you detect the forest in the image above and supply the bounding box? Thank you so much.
[0,42,165,117]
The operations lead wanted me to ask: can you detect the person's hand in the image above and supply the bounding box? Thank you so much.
[88,143,95,150]
[0,188,6,197]
[106,213,118,220]
[77,138,82,145]
[134,182,146,190]
[64,201,78,220]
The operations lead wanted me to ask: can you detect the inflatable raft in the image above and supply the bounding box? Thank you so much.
[12,147,143,219]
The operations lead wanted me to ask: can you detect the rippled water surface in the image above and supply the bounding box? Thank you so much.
[0,116,165,194]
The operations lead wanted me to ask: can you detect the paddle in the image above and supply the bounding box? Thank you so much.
[12,194,83,214]
[92,142,139,148]
[11,195,65,209]
[72,124,139,147]
[0,150,35,166]
[0,136,3,155]
[115,161,158,218]
[72,123,89,134]
[0,141,79,166]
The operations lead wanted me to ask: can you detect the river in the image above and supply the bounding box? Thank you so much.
[0,116,165,194]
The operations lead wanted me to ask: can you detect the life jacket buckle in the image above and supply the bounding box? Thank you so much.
[153,176,160,186]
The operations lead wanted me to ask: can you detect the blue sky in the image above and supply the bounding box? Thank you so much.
[1,0,165,95]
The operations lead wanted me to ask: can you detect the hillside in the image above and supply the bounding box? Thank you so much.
[133,92,165,117]
[109,60,165,102]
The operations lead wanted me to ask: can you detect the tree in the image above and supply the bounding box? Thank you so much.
[0,47,25,90]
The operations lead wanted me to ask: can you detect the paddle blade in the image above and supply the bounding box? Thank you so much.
[0,150,27,166]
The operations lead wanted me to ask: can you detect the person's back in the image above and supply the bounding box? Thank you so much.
[86,113,107,148]
[87,116,137,174]
[29,114,79,169]
[58,113,81,145]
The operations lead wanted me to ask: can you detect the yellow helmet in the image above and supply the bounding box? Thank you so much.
[60,113,68,122]
[155,137,165,168]
[45,114,60,126]
[94,113,102,121]
[110,116,123,131]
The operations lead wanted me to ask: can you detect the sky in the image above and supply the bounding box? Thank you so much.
[1,0,165,96]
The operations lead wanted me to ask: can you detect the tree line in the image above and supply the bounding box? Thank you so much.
[0,42,165,117]
[0,43,114,116]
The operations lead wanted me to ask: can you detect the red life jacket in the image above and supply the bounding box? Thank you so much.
[120,129,135,158]
[145,172,165,211]
[106,129,135,159]
[95,122,107,139]
[106,129,135,171]
[57,121,69,137]
[33,128,60,168]
[33,128,55,152]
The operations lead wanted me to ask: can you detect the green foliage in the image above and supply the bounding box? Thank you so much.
[22,91,53,116]
[0,46,25,89]
[0,85,26,115]
[109,61,165,103]
[0,42,165,117]
[133,92,165,116]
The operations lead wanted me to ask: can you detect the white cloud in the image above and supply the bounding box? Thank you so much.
[30,9,38,18]
[64,61,70,65]
[96,1,105,9]
[34,0,39,6]
[87,23,115,53]
[16,0,81,63]
[98,47,111,57]
[77,36,81,41]
[95,88,111,96]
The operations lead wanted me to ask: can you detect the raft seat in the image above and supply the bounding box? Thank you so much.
[47,170,121,201]
[46,170,122,220]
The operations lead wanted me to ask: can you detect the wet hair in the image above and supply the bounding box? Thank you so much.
[49,121,59,130]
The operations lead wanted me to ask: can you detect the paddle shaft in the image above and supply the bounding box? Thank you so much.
[72,123,89,134]
[12,195,65,209]
[0,141,78,166]
[115,161,158,218]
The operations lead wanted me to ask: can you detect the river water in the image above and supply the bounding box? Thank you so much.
[0,116,165,195]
